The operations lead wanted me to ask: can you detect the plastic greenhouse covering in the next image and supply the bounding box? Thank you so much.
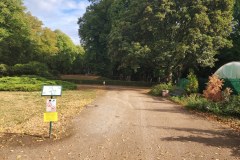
[214,62,240,79]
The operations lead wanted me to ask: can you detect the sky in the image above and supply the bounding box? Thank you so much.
[24,0,90,45]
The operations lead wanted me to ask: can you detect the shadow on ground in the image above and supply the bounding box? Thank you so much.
[152,126,240,157]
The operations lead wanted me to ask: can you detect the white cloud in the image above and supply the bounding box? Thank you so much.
[24,0,90,44]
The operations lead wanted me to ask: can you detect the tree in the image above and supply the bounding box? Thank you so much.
[0,0,31,65]
[110,0,234,81]
[0,1,59,66]
[79,0,235,81]
[78,0,113,76]
[214,0,240,69]
[197,0,240,77]
[24,13,59,63]
[49,30,84,74]
[72,45,85,74]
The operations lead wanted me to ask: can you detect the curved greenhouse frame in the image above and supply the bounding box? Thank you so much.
[214,62,240,79]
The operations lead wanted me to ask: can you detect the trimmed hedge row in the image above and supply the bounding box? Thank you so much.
[62,79,155,87]
[0,62,54,78]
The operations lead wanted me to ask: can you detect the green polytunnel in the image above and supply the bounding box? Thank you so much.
[214,62,240,79]
[214,62,240,94]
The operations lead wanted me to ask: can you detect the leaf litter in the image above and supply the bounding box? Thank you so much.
[0,90,96,146]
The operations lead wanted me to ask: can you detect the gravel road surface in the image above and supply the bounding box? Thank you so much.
[1,86,240,159]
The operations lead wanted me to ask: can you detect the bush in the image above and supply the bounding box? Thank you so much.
[185,71,198,94]
[0,64,9,76]
[12,61,52,77]
[171,94,208,110]
[203,75,232,102]
[149,83,173,96]
[203,75,223,101]
[0,76,77,91]
[171,94,240,118]
[220,95,240,117]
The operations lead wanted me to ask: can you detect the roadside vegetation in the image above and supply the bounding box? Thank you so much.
[171,94,240,118]
[150,72,240,130]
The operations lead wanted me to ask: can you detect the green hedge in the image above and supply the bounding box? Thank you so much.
[0,76,77,91]
[12,61,52,77]
[0,62,54,78]
[62,79,155,87]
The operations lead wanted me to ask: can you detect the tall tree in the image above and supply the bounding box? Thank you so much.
[78,0,113,76]
[50,30,83,74]
[215,0,240,67]
[79,0,235,81]
[109,0,234,81]
[0,0,31,65]
[25,13,58,62]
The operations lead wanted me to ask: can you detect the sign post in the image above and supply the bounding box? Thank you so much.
[42,85,62,138]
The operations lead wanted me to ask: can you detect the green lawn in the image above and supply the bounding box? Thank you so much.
[0,76,77,91]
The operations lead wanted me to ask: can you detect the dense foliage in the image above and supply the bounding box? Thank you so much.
[171,94,240,118]
[185,71,199,94]
[79,0,235,81]
[0,0,85,76]
[0,0,239,83]
[78,0,112,76]
[149,83,173,96]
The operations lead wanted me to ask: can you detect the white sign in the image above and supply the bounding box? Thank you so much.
[42,85,62,96]
[46,99,57,112]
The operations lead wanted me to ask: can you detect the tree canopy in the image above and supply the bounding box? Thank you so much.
[0,0,85,76]
[79,0,235,81]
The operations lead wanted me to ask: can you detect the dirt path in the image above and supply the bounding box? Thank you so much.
[1,87,240,159]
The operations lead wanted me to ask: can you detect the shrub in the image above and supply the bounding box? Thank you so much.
[171,94,208,111]
[171,94,240,117]
[203,75,224,102]
[12,61,52,77]
[203,75,232,102]
[150,83,173,96]
[0,64,9,76]
[216,95,240,117]
[185,71,198,94]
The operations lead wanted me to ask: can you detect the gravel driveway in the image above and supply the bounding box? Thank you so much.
[1,86,240,159]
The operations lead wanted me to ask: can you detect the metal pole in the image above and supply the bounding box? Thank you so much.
[49,95,53,138]
[49,121,52,138]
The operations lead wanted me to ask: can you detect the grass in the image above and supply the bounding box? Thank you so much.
[0,90,96,139]
[0,76,77,91]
